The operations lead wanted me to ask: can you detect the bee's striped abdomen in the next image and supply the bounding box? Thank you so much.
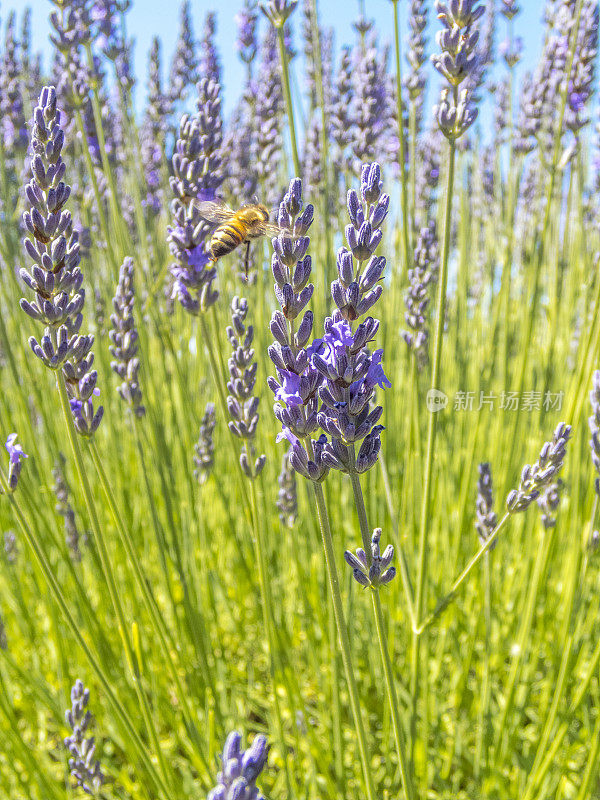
[210,221,247,260]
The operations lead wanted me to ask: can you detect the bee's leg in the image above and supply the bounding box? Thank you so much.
[243,241,250,281]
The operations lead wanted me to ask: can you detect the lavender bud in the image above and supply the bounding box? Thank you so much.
[344,527,396,589]
[194,403,216,485]
[475,462,497,549]
[277,448,298,528]
[3,434,28,493]
[64,679,105,796]
[261,0,298,28]
[506,423,572,513]
[208,730,269,800]
[226,297,265,480]
[109,258,145,418]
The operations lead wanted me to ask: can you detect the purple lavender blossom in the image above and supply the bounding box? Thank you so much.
[405,0,428,103]
[267,179,329,482]
[20,86,103,437]
[236,0,259,65]
[500,36,523,68]
[330,45,353,175]
[109,258,145,417]
[564,0,598,134]
[253,28,283,205]
[169,0,199,104]
[226,296,266,479]
[141,37,169,215]
[537,480,564,529]
[344,528,396,588]
[208,730,269,800]
[200,12,221,85]
[402,221,439,369]
[500,1,520,20]
[432,0,483,139]
[1,12,28,158]
[261,0,298,28]
[4,434,27,492]
[4,530,18,564]
[350,34,387,172]
[194,403,216,485]
[277,448,297,527]
[64,679,105,796]
[506,423,572,513]
[314,163,390,475]
[475,463,497,549]
[168,77,223,315]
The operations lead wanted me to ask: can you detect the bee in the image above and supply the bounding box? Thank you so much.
[193,199,292,279]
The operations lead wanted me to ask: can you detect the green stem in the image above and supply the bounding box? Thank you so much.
[310,477,377,800]
[411,130,457,744]
[391,0,411,272]
[349,468,415,800]
[275,25,301,178]
[417,512,512,633]
[249,477,295,799]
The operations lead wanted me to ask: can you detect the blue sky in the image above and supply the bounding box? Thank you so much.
[21,0,546,126]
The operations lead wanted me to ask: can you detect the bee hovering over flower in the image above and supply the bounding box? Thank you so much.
[193,199,293,279]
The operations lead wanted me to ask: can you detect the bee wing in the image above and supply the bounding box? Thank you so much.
[262,222,296,239]
[192,199,236,223]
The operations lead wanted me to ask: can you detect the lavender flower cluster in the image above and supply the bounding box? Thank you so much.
[208,730,269,800]
[226,296,266,479]
[20,87,103,437]
[268,165,391,481]
[168,76,223,315]
[64,679,105,796]
[506,423,572,513]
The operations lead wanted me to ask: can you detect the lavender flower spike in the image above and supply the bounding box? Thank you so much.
[475,463,497,549]
[194,403,216,485]
[64,679,105,796]
[261,0,298,28]
[277,448,298,528]
[109,258,145,418]
[226,297,266,480]
[315,163,390,475]
[4,434,28,492]
[208,730,269,800]
[432,0,483,139]
[506,423,572,513]
[168,77,223,315]
[236,0,259,65]
[21,86,103,437]
[268,180,329,482]
[344,528,396,589]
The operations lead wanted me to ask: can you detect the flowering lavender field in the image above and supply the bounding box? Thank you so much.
[1,0,600,798]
